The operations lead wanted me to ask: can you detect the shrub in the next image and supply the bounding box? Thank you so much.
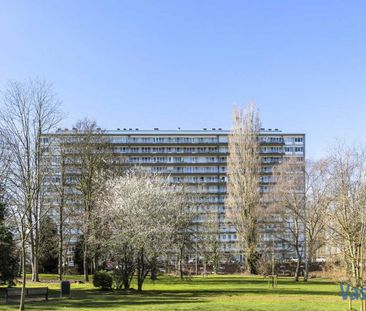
[112,268,124,290]
[256,259,272,276]
[93,271,113,290]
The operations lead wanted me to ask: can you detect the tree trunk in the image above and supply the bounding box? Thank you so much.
[58,183,64,281]
[32,224,40,282]
[165,259,169,274]
[303,262,309,282]
[293,216,302,282]
[175,255,179,276]
[294,256,302,282]
[58,207,63,280]
[213,246,219,274]
[195,252,198,275]
[304,244,311,282]
[19,237,26,311]
[83,241,89,282]
[32,255,39,282]
[179,247,184,279]
[123,273,131,290]
[137,248,147,292]
[137,279,143,292]
[92,255,97,274]
[150,257,157,281]
[29,217,36,282]
[246,230,259,274]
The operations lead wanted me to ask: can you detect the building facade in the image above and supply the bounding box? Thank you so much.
[46,127,305,267]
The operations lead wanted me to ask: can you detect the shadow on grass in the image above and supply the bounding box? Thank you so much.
[0,277,342,310]
[161,276,337,286]
[1,291,204,310]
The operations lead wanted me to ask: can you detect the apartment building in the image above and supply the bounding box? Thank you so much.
[45,127,305,266]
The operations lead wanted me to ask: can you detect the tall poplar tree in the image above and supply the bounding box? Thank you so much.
[226,103,262,274]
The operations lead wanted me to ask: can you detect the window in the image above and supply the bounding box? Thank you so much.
[285,147,293,152]
[295,137,303,143]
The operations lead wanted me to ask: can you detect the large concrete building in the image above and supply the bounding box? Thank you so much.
[46,127,305,267]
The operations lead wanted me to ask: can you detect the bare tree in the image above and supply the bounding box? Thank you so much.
[70,119,110,282]
[0,135,11,187]
[303,159,331,281]
[56,140,67,280]
[226,103,262,274]
[267,157,330,282]
[269,157,305,281]
[197,208,221,275]
[0,79,63,310]
[168,183,198,279]
[46,133,75,280]
[327,144,366,288]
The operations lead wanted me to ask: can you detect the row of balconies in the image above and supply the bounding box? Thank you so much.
[110,148,286,155]
[126,160,227,165]
[170,177,227,183]
[112,147,227,154]
[261,157,282,164]
[58,156,282,166]
[196,198,226,203]
[151,169,227,174]
[259,137,285,144]
[61,167,275,175]
[45,173,276,185]
[44,134,296,145]
[111,136,288,145]
[45,174,276,186]
[110,137,227,144]
[185,188,227,194]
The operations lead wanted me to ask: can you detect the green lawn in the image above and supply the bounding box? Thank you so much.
[0,274,355,310]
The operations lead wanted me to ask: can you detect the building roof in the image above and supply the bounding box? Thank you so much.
[53,128,305,136]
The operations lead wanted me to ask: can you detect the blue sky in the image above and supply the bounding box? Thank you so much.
[1,1,366,159]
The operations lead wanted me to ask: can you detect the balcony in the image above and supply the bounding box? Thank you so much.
[110,138,227,145]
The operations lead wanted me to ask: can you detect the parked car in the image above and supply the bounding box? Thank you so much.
[315,257,326,263]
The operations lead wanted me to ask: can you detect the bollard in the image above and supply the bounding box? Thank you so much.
[60,281,71,298]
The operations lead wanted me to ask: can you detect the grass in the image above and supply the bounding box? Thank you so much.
[0,274,355,310]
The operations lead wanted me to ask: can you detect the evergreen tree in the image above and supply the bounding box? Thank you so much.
[38,216,59,274]
[0,191,19,286]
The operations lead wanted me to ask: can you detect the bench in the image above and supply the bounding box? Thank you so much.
[4,287,48,303]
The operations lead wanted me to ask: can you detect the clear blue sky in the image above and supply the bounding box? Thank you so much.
[1,1,366,159]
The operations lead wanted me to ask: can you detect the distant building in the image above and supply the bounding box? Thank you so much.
[44,128,305,267]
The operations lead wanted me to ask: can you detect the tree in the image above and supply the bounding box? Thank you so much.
[73,235,85,275]
[171,191,196,279]
[226,103,262,274]
[303,159,331,281]
[327,145,366,288]
[197,208,221,275]
[0,79,63,310]
[95,169,194,291]
[270,157,305,282]
[70,119,110,282]
[0,128,18,286]
[48,133,77,280]
[38,216,58,274]
[0,188,19,286]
